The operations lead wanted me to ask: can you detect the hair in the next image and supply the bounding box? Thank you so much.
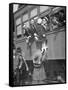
[16,47,22,53]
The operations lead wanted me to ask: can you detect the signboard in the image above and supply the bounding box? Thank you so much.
[23,13,28,22]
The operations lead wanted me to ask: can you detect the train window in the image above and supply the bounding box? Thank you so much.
[24,21,30,28]
[16,25,22,37]
[40,6,49,13]
[22,13,28,22]
[16,18,21,25]
[30,8,37,18]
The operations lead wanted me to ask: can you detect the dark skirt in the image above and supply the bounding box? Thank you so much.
[32,64,46,81]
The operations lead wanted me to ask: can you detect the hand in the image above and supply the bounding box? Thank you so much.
[29,72,31,76]
[19,66,21,69]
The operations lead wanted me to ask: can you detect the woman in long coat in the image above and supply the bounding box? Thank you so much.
[16,52,29,85]
[32,49,47,84]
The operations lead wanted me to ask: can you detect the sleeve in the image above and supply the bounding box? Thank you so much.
[19,59,23,69]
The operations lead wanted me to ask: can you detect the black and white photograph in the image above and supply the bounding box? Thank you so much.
[9,3,66,86]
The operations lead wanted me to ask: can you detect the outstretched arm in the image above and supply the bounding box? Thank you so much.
[23,57,29,71]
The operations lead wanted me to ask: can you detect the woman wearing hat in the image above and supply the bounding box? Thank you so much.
[16,48,29,85]
[32,49,46,84]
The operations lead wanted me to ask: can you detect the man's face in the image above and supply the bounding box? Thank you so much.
[31,20,34,24]
[37,18,42,24]
[42,19,47,24]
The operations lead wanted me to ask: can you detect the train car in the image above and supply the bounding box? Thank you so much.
[13,4,66,84]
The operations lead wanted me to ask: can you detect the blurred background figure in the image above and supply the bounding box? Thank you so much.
[15,48,29,85]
